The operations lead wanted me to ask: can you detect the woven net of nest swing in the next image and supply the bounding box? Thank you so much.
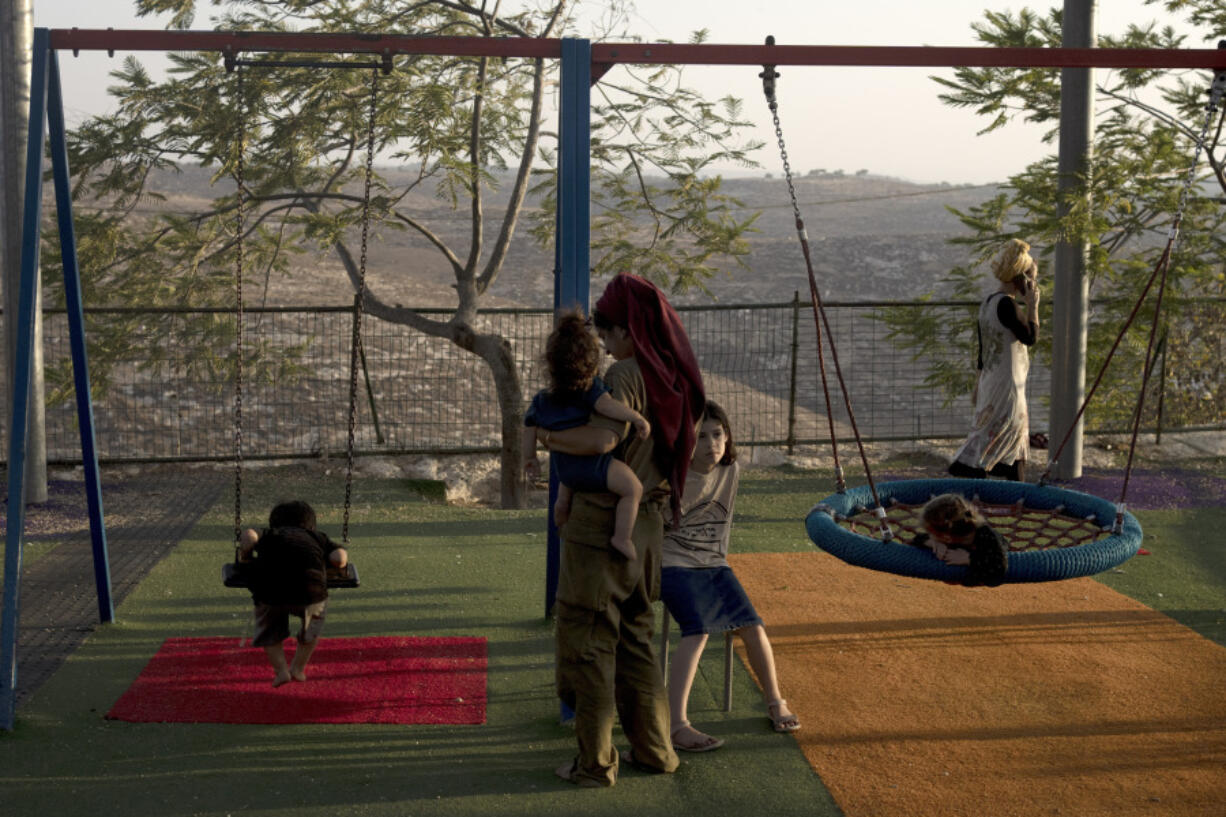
[838,495,1112,553]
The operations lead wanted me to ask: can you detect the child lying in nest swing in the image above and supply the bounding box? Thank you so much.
[909,493,1008,587]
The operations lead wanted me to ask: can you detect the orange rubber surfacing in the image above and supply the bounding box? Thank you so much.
[729,551,1226,817]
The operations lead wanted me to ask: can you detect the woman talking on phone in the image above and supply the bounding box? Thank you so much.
[948,238,1041,482]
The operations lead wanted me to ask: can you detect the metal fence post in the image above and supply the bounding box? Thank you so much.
[1154,330,1167,446]
[353,293,384,445]
[786,290,800,454]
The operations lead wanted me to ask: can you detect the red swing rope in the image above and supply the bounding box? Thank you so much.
[1116,68,1226,522]
[1041,65,1226,532]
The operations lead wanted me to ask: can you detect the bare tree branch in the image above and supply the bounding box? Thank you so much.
[476,0,567,293]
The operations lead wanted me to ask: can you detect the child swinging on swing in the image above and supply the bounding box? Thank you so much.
[238,500,349,686]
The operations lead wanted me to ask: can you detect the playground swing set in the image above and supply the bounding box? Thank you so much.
[4,26,1225,732]
[217,51,386,592]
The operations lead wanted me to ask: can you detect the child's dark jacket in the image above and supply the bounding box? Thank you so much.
[249,527,342,606]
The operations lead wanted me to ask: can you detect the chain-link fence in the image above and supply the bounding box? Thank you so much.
[2,297,1221,464]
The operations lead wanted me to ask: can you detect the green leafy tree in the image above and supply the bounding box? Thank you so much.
[881,1,1226,433]
[49,0,760,507]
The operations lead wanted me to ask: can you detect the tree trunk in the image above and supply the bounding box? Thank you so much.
[1,0,46,503]
[455,324,524,509]
[333,233,528,508]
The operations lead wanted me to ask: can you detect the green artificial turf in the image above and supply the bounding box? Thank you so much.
[0,469,838,817]
[1094,505,1226,647]
[3,457,1223,817]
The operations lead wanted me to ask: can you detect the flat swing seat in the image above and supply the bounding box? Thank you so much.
[221,561,361,589]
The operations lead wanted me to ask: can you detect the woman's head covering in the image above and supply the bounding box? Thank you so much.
[594,274,706,524]
[992,238,1035,282]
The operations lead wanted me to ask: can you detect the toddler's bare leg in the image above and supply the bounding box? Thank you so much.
[264,643,292,687]
[289,640,318,682]
[606,460,642,560]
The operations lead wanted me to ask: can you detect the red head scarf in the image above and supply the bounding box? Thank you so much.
[595,274,706,524]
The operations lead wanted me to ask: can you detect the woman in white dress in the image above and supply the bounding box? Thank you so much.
[949,238,1041,482]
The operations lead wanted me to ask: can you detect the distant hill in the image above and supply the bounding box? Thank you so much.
[116,165,1003,308]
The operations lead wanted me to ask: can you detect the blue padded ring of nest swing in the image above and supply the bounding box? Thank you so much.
[806,478,1143,584]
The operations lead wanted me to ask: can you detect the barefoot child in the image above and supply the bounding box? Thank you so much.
[523,309,650,560]
[238,500,349,686]
[910,493,1009,587]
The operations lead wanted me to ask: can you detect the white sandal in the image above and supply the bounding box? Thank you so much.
[767,699,801,733]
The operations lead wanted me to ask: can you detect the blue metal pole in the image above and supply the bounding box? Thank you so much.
[47,51,114,624]
[555,38,591,315]
[1,27,50,732]
[546,38,592,620]
[550,38,592,726]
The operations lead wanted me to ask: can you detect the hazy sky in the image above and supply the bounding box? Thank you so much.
[31,0,1210,185]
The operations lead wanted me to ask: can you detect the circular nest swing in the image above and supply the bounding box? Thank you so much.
[805,478,1143,583]
[757,53,1226,589]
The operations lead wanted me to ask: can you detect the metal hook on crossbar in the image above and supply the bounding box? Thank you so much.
[219,44,390,75]
[759,35,779,110]
[1208,41,1226,111]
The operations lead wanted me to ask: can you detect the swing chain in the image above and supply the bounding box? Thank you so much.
[341,65,380,546]
[1166,67,1225,244]
[762,82,804,233]
[759,39,886,521]
[233,63,246,546]
[758,38,807,234]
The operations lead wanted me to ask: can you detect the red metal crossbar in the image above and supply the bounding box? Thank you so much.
[48,29,561,58]
[46,29,1226,70]
[592,42,1226,69]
